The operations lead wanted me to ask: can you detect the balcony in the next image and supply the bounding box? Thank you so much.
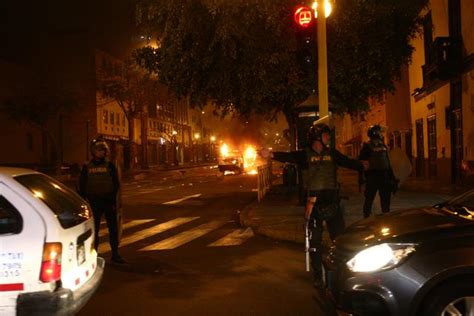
[422,37,462,89]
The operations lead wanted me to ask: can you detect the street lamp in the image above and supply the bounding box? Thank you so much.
[312,0,332,18]
[210,136,216,142]
[194,133,200,140]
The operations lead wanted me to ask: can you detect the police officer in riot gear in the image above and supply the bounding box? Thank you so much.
[359,125,397,218]
[262,123,364,288]
[80,137,125,264]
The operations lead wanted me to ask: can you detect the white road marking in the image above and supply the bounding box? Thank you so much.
[162,193,202,205]
[122,188,167,197]
[140,220,227,251]
[208,228,254,247]
[99,217,199,253]
[99,219,154,238]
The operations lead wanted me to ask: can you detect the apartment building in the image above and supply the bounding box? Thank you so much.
[408,0,474,184]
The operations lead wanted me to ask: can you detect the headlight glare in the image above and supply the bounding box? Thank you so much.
[346,243,416,273]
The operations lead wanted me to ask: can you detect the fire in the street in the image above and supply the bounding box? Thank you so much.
[243,145,257,171]
[246,169,258,175]
[220,143,229,157]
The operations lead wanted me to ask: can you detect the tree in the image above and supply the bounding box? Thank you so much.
[97,58,160,169]
[0,84,78,169]
[134,0,427,130]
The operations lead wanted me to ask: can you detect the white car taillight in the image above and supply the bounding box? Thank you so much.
[40,242,62,282]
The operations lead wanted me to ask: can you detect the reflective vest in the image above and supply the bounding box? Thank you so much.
[306,148,337,191]
[367,141,390,170]
[86,160,115,196]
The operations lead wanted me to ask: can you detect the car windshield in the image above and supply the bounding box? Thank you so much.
[439,191,474,220]
[15,174,91,229]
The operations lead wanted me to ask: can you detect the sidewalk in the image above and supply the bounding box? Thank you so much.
[240,170,459,244]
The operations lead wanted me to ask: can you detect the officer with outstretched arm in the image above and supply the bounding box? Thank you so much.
[261,123,365,288]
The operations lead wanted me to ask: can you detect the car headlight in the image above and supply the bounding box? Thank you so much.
[346,243,416,273]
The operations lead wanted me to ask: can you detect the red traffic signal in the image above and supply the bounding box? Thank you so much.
[294,5,313,28]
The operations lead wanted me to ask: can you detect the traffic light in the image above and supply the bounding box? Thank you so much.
[293,5,313,28]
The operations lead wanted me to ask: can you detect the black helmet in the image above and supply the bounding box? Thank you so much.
[368,125,383,140]
[90,136,110,156]
[308,123,331,144]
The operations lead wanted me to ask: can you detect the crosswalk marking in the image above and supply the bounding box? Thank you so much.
[163,194,202,205]
[99,217,199,253]
[139,220,227,251]
[99,219,154,238]
[207,228,254,247]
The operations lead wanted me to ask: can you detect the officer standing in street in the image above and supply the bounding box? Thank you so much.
[261,123,364,288]
[359,125,397,218]
[79,136,126,264]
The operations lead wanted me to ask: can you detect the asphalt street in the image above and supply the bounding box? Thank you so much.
[79,166,335,316]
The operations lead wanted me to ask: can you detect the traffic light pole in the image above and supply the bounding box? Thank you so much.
[317,0,329,119]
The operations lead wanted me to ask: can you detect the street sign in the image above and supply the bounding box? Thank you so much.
[294,6,313,28]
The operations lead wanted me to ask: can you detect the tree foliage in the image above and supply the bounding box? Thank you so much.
[97,59,160,121]
[97,57,161,169]
[135,0,428,118]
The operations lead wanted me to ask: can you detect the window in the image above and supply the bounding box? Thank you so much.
[15,174,91,229]
[427,115,437,177]
[416,119,425,177]
[423,12,434,65]
[110,111,115,125]
[116,113,120,126]
[122,115,126,127]
[0,196,22,234]
[103,110,109,124]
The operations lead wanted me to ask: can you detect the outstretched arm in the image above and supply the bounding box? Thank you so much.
[333,149,364,172]
[271,151,306,165]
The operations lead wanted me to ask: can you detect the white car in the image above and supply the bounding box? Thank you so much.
[0,167,104,315]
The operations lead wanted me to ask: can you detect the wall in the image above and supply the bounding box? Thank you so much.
[0,60,44,165]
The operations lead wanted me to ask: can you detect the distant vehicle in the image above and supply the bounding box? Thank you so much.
[322,189,474,315]
[0,167,104,315]
[217,143,258,174]
[217,144,244,174]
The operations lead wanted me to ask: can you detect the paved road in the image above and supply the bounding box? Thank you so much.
[79,166,335,316]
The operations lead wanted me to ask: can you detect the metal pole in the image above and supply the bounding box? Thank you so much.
[317,0,329,118]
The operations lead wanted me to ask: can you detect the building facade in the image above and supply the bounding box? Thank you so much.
[408,0,474,184]
[0,1,208,171]
[336,0,474,186]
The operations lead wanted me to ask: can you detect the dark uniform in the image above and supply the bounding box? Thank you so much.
[359,125,395,218]
[272,126,363,282]
[79,138,123,263]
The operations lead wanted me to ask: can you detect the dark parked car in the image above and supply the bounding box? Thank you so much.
[322,190,474,316]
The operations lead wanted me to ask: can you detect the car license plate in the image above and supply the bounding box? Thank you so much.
[77,244,86,266]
